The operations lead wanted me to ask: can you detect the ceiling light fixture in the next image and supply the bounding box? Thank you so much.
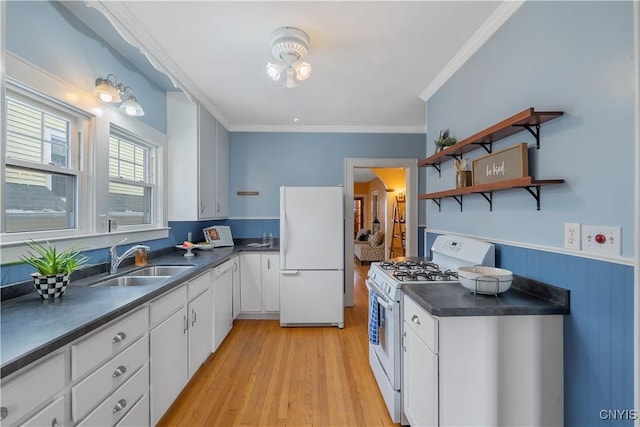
[266,27,312,88]
[93,74,145,116]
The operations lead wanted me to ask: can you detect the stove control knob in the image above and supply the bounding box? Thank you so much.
[595,233,606,244]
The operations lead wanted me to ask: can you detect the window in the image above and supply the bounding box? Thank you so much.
[3,95,80,233]
[108,129,154,226]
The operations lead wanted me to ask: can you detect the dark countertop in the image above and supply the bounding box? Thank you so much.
[402,275,570,317]
[1,243,278,378]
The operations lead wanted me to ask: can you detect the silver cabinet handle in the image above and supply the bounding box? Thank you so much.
[192,308,197,326]
[183,315,188,334]
[112,332,127,343]
[112,365,127,378]
[51,417,62,427]
[411,315,421,325]
[1,407,7,421]
[267,258,271,269]
[112,399,127,413]
[200,201,205,214]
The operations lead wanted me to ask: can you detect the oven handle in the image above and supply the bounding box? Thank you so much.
[365,280,393,312]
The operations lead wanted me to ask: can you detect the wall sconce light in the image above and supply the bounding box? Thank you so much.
[119,87,145,117]
[93,73,145,116]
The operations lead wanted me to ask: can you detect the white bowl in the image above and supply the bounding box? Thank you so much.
[457,266,513,295]
[194,243,216,251]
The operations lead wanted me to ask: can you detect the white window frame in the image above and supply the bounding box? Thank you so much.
[1,53,168,264]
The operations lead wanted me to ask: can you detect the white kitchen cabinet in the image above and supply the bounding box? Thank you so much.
[150,306,188,425]
[402,294,564,427]
[167,91,229,220]
[212,259,235,351]
[231,256,241,319]
[239,253,280,315]
[20,395,65,427]
[188,287,213,377]
[150,271,212,424]
[402,297,437,427]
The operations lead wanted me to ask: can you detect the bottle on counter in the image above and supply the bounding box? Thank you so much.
[135,248,148,266]
[268,232,274,247]
[262,232,268,246]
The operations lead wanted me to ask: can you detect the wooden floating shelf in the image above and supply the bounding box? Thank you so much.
[418,108,564,169]
[418,177,565,211]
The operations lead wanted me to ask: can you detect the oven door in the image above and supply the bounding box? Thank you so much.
[366,279,400,389]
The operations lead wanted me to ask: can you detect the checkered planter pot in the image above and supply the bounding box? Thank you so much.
[32,273,70,299]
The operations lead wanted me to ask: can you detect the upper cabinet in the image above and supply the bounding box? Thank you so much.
[167,92,229,220]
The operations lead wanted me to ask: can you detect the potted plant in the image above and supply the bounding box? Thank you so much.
[19,241,89,299]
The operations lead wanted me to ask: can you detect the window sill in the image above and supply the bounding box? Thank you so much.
[1,228,170,264]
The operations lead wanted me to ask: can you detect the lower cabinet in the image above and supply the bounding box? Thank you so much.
[402,294,564,426]
[212,259,234,351]
[239,253,280,315]
[150,271,212,424]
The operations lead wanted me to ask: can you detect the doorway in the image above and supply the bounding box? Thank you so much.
[344,158,418,307]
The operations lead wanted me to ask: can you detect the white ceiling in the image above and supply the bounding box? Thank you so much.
[71,1,520,133]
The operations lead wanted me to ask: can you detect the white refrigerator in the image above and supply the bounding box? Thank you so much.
[279,186,345,328]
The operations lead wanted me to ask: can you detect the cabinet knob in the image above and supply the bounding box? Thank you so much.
[411,315,421,325]
[112,365,127,378]
[113,399,127,413]
[51,417,62,427]
[1,406,8,421]
[112,332,127,343]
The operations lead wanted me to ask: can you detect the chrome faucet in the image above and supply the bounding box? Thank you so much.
[109,238,151,274]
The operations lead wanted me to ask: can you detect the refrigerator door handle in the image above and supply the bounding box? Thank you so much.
[280,270,299,275]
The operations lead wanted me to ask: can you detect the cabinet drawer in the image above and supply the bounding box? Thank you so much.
[72,335,148,420]
[403,295,438,352]
[1,352,65,426]
[20,395,65,427]
[72,307,149,380]
[76,364,148,427]
[150,286,187,326]
[188,271,211,300]
[114,393,149,427]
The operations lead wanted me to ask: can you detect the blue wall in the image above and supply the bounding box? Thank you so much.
[424,2,635,426]
[6,1,168,133]
[229,132,427,219]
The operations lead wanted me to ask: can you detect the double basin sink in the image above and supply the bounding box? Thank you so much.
[90,265,194,287]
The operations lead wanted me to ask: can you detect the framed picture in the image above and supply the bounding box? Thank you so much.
[203,225,234,247]
[472,142,529,186]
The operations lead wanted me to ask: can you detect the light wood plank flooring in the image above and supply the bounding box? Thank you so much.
[158,263,398,427]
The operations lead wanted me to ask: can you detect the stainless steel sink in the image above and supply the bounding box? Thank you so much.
[127,265,194,277]
[90,276,169,287]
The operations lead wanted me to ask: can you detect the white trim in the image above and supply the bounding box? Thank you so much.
[419,1,525,102]
[226,216,279,221]
[229,124,427,134]
[426,228,635,267]
[0,228,170,265]
[345,158,418,307]
[633,0,640,422]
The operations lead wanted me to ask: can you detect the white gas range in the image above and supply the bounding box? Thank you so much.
[366,234,495,423]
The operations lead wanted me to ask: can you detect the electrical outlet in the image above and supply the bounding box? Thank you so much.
[581,225,621,256]
[564,223,581,250]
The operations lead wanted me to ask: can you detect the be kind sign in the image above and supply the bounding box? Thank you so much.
[472,143,529,185]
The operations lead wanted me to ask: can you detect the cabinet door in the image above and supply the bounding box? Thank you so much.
[403,323,438,427]
[188,288,213,377]
[21,396,65,427]
[232,257,241,319]
[150,307,188,425]
[240,253,261,312]
[197,104,217,219]
[262,254,280,312]
[213,263,234,351]
[214,121,229,218]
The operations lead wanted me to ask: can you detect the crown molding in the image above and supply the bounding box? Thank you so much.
[228,124,427,134]
[85,1,232,130]
[419,0,525,102]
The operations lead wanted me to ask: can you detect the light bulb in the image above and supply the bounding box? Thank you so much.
[296,62,311,80]
[125,106,137,116]
[266,62,281,81]
[99,93,113,103]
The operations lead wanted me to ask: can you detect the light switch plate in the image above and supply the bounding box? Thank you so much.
[581,225,621,256]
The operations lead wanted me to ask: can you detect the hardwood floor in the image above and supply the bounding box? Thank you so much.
[158,263,398,427]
